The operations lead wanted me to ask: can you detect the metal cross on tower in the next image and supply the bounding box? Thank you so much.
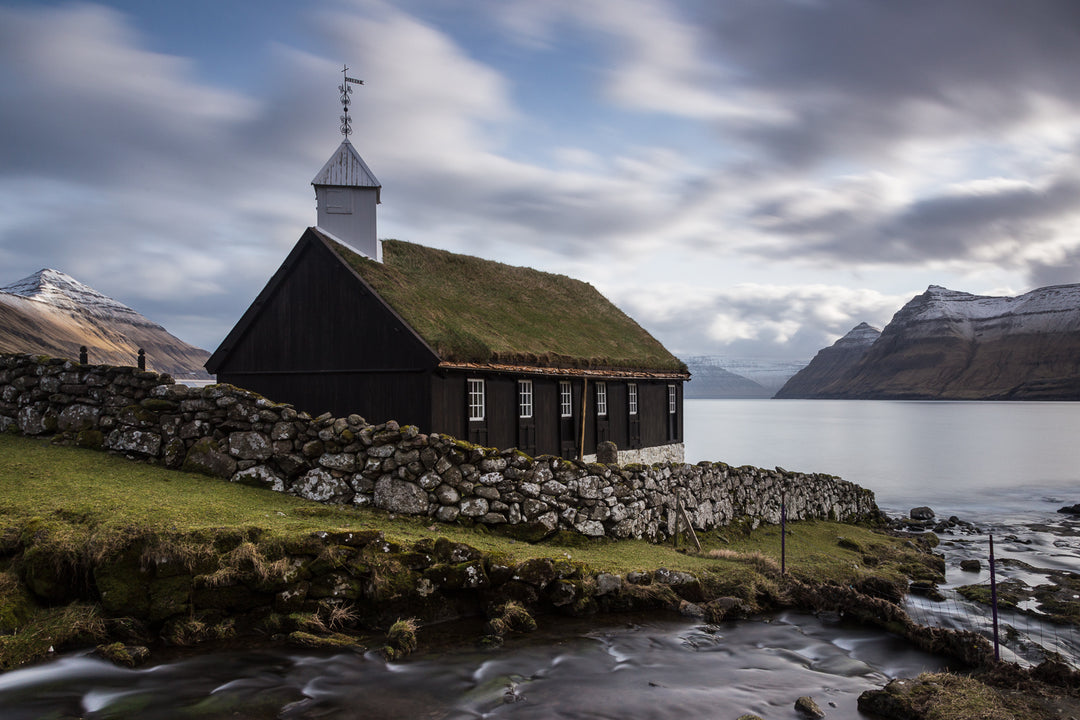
[339,64,364,138]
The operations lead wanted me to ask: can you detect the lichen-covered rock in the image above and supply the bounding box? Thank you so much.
[319,452,357,472]
[231,465,286,492]
[295,468,351,503]
[374,477,428,514]
[58,404,100,432]
[460,498,489,517]
[106,428,162,457]
[182,437,237,478]
[228,431,272,461]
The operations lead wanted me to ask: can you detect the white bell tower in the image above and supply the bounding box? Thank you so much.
[312,66,382,261]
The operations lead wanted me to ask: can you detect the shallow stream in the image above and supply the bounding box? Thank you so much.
[0,613,946,719]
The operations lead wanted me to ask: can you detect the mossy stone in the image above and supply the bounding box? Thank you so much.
[20,546,83,605]
[147,575,193,622]
[423,560,488,591]
[513,558,556,588]
[95,547,151,616]
[0,574,35,632]
[75,429,104,449]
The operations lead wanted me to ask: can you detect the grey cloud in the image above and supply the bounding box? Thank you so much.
[698,0,1080,166]
[745,172,1080,271]
[1029,248,1080,289]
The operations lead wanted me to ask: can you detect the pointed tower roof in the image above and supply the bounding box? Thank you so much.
[311,140,381,203]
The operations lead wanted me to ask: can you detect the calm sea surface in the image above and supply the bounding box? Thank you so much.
[685,399,1080,517]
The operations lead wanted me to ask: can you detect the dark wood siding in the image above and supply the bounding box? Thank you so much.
[487,376,516,450]
[534,379,558,457]
[212,232,439,424]
[221,370,429,425]
[638,381,668,449]
[431,372,464,440]
[213,234,436,374]
[607,382,628,450]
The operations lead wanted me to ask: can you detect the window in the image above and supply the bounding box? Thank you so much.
[518,380,533,419]
[468,378,485,421]
[560,381,572,417]
[325,188,352,214]
[628,383,638,415]
[668,384,677,414]
[596,381,608,416]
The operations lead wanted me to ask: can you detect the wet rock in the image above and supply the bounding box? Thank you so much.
[548,579,577,607]
[794,695,826,718]
[910,506,935,520]
[960,559,981,572]
[1058,503,1080,514]
[95,642,151,668]
[909,581,945,602]
[678,600,705,618]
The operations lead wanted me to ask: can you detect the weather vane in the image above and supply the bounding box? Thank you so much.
[339,64,364,138]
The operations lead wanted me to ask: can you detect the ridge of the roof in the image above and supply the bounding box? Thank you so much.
[326,237,688,374]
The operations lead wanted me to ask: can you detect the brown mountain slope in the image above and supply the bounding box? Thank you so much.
[784,285,1080,400]
[0,270,210,380]
[774,322,880,399]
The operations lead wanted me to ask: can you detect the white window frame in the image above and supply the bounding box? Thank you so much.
[667,384,677,414]
[596,381,608,416]
[628,383,638,415]
[560,381,572,418]
[518,379,533,419]
[468,378,485,421]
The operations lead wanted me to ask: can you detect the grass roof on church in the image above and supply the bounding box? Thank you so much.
[330,238,687,373]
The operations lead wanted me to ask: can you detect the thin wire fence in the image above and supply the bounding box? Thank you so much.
[899,533,1080,670]
[764,495,1080,670]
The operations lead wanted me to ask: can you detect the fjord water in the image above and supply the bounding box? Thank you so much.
[686,399,1080,517]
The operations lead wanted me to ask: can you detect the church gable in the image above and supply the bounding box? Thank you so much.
[206,230,437,375]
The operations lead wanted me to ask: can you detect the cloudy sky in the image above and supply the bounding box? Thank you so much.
[3,0,1080,366]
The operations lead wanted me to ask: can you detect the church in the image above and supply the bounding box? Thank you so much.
[207,78,688,463]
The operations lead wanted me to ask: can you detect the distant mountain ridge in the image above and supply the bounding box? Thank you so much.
[775,284,1080,400]
[685,356,807,398]
[0,269,211,380]
[773,322,880,399]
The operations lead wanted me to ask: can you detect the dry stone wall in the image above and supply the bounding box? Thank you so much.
[0,354,879,539]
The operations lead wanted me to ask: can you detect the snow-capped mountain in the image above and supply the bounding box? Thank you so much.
[0,269,211,379]
[774,322,881,399]
[776,284,1080,400]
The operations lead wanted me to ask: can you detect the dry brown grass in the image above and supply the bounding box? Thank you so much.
[706,548,782,575]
